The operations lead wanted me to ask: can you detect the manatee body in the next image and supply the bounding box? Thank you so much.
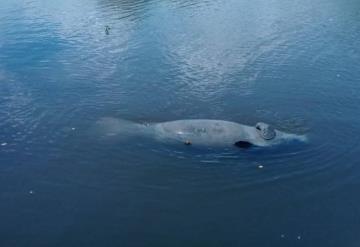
[152,119,305,147]
[152,120,255,146]
[95,118,306,148]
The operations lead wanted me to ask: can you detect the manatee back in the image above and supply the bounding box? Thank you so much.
[153,119,251,146]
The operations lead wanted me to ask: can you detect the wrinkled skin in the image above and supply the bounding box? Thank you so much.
[152,119,306,147]
[94,118,306,148]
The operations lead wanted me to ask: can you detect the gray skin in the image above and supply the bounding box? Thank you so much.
[95,118,306,148]
[151,119,306,147]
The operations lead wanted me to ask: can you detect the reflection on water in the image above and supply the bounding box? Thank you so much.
[1,0,360,246]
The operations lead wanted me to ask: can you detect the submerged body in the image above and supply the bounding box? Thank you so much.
[152,119,305,147]
[95,118,306,148]
[153,120,258,146]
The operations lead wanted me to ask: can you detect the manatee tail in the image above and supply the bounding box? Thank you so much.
[93,117,152,139]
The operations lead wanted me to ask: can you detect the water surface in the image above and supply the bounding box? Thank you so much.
[1,0,360,246]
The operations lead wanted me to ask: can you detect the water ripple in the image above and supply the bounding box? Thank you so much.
[1,2,360,244]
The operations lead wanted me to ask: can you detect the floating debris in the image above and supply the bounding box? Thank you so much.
[71,127,76,131]
[184,140,192,145]
[257,164,264,169]
[1,142,7,146]
[29,190,34,194]
[105,25,111,35]
[297,235,302,240]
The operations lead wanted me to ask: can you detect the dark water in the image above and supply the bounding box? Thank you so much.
[1,0,360,246]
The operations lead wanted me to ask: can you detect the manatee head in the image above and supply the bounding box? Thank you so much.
[249,122,307,147]
[255,122,276,140]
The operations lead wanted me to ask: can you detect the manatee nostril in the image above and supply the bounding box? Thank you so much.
[234,141,252,149]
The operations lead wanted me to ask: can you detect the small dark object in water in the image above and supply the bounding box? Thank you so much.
[105,25,111,35]
[234,141,252,149]
[184,140,192,145]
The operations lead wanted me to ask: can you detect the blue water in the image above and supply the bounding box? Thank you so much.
[1,0,360,246]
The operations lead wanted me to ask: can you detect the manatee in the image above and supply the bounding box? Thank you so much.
[94,118,307,148]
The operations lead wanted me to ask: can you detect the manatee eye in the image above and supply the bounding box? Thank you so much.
[256,125,261,131]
